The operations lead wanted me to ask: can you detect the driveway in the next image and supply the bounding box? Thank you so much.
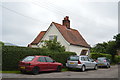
[2,65,118,78]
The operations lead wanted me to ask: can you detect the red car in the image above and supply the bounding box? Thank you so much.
[19,55,63,74]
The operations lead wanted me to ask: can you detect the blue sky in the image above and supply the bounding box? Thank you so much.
[1,0,119,47]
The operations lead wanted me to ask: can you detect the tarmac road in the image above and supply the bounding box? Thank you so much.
[2,65,118,78]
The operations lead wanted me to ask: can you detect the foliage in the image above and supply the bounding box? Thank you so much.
[91,33,120,62]
[91,42,108,53]
[2,46,76,71]
[114,33,120,49]
[90,52,120,63]
[41,38,65,52]
[114,55,120,63]
[90,52,112,60]
[0,41,4,46]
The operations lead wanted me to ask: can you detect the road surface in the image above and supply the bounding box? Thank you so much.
[2,65,118,78]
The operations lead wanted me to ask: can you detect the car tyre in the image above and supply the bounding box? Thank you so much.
[94,65,98,70]
[32,67,40,75]
[57,66,62,72]
[106,64,110,68]
[81,65,86,72]
[20,70,26,74]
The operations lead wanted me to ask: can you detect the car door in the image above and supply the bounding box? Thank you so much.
[88,58,96,68]
[82,57,91,69]
[37,57,48,71]
[45,57,56,70]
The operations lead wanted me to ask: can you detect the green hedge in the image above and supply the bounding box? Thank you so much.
[90,52,112,60]
[114,55,120,63]
[90,52,120,63]
[2,46,76,71]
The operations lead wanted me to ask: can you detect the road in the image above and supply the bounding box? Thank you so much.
[2,65,118,78]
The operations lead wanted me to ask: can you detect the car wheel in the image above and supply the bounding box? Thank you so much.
[81,65,86,72]
[32,67,40,75]
[57,66,62,72]
[106,64,110,68]
[94,65,98,70]
[20,70,26,74]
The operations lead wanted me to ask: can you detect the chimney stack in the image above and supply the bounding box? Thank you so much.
[62,16,70,29]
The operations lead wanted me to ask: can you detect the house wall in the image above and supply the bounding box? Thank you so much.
[37,23,70,51]
[30,45,38,48]
[69,45,90,56]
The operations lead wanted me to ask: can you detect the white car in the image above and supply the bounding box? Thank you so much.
[66,55,98,72]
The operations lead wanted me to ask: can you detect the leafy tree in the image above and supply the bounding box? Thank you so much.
[41,38,65,52]
[114,33,120,49]
[106,41,117,62]
[0,41,4,47]
[91,33,120,63]
[91,42,108,53]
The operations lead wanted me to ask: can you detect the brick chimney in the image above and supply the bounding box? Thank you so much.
[62,16,70,29]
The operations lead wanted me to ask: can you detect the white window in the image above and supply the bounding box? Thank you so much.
[49,35,57,41]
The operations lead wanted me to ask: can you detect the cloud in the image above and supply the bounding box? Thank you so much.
[1,1,118,47]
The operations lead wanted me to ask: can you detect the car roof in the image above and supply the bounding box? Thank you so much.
[27,55,49,57]
[97,57,106,58]
[70,55,88,57]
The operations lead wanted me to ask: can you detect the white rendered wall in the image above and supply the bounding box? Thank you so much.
[38,23,70,51]
[69,45,89,55]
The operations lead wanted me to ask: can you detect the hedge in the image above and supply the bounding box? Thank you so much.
[90,52,120,63]
[2,46,76,71]
[90,52,112,60]
[114,55,120,63]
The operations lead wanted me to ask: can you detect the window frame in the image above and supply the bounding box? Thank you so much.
[37,57,46,62]
[49,35,57,41]
[45,57,54,62]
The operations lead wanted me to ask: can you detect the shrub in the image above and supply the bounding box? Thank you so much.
[114,55,120,63]
[2,46,76,71]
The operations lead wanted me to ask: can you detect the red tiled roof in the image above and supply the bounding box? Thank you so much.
[30,22,90,48]
[31,31,46,45]
[53,22,90,48]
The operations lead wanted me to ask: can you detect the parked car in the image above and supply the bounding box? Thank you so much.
[19,56,63,74]
[66,55,98,72]
[96,57,110,68]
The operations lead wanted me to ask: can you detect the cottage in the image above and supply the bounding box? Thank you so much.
[28,16,90,55]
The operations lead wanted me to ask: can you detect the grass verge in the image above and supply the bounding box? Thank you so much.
[0,71,20,74]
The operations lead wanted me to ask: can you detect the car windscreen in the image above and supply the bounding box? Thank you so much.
[67,56,79,61]
[97,58,105,61]
[22,56,35,62]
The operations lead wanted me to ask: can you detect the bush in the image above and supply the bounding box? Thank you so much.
[114,55,120,63]
[2,46,76,71]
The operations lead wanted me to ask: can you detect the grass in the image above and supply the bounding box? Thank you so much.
[0,71,20,74]
[1,68,69,73]
[62,68,69,72]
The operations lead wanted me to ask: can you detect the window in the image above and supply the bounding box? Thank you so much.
[37,57,46,62]
[84,57,89,61]
[45,57,53,62]
[22,56,35,62]
[67,56,79,61]
[80,50,88,55]
[49,35,57,41]
[81,57,85,61]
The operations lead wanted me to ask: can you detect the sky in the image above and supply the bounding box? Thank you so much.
[1,0,119,47]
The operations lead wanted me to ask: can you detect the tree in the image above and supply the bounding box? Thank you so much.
[106,41,117,62]
[91,42,108,53]
[41,38,65,52]
[0,41,4,47]
[114,33,120,49]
